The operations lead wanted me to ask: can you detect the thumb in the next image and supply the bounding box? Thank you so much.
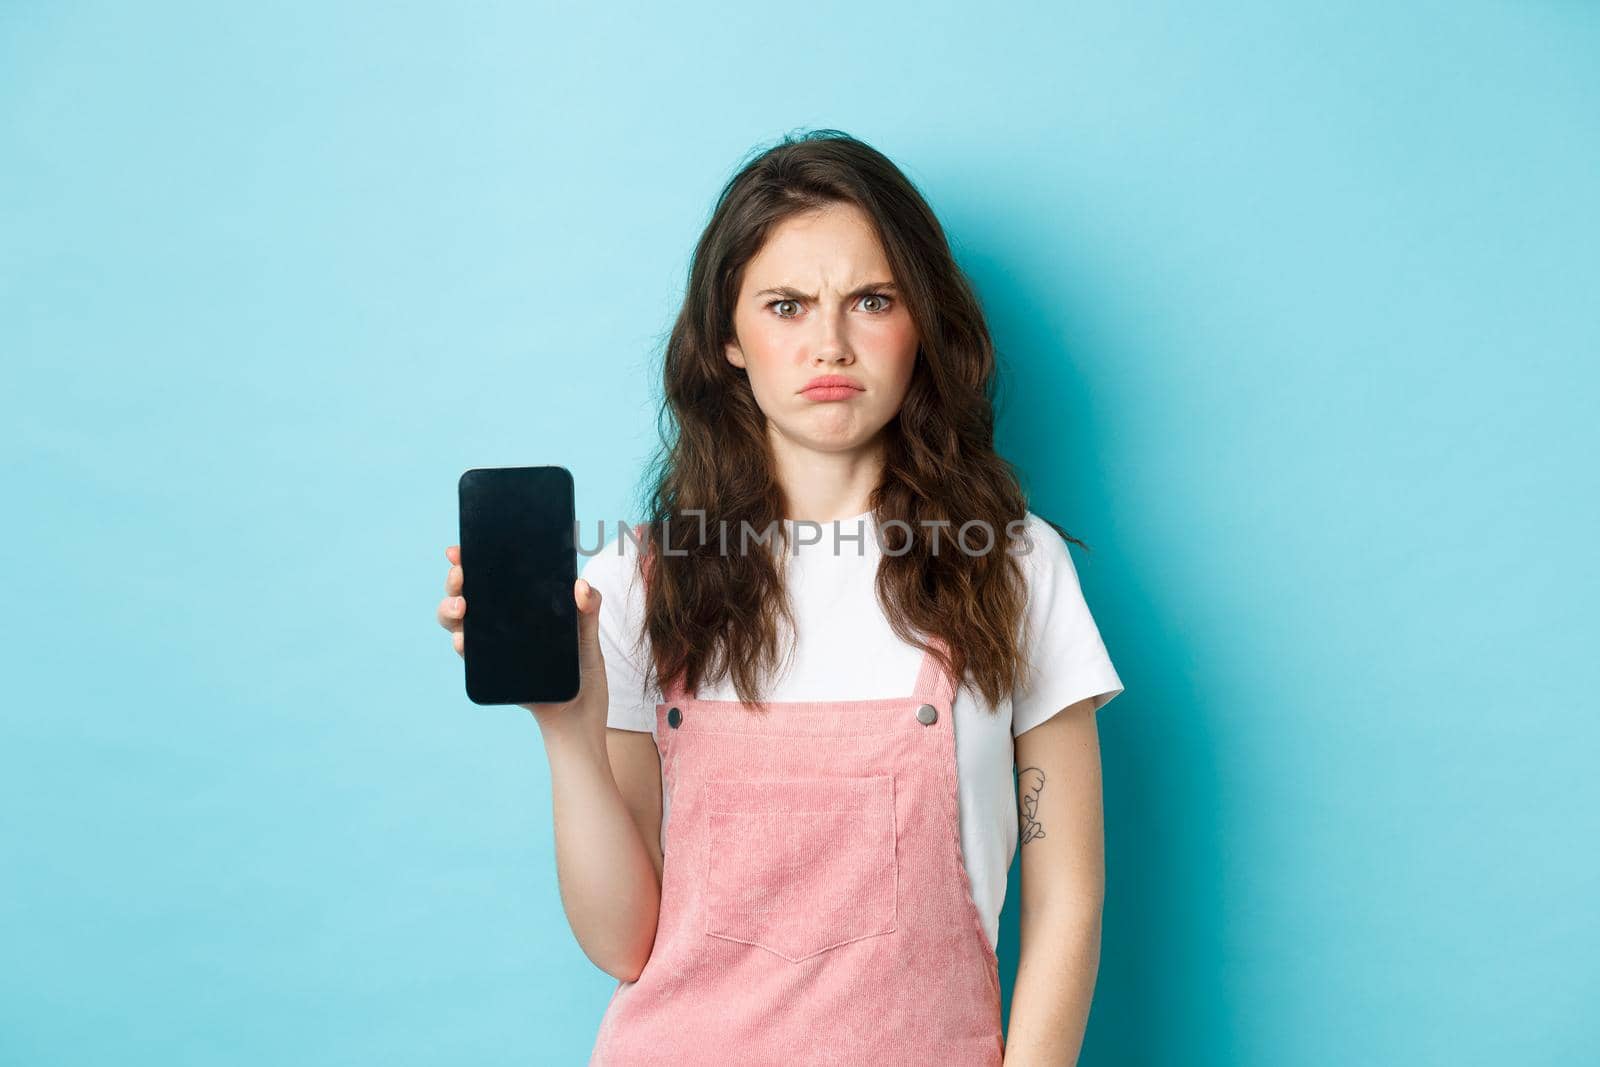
[575,578,606,680]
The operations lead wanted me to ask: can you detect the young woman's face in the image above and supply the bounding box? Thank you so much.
[725,201,920,457]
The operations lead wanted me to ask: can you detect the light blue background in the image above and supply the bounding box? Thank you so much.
[4,3,1596,1064]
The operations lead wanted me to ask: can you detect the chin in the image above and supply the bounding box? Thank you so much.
[800,421,889,454]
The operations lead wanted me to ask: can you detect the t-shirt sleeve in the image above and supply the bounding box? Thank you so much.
[578,534,656,733]
[1010,513,1125,738]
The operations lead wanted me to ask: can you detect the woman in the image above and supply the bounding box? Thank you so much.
[437,130,1124,1064]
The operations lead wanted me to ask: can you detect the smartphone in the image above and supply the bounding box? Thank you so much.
[457,465,580,706]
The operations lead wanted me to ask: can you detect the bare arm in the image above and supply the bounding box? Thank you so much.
[440,546,663,982]
[1004,697,1106,1066]
[605,727,665,890]
[534,715,663,982]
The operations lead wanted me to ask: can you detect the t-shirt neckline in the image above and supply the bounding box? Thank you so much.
[781,508,874,527]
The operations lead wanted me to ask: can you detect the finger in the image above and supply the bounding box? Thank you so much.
[453,628,464,658]
[437,595,465,630]
[445,563,462,596]
[446,545,460,564]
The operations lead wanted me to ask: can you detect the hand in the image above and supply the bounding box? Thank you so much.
[438,545,610,735]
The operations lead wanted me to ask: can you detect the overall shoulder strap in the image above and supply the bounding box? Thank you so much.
[911,633,957,708]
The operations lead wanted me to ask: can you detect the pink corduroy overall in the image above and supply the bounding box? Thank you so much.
[588,539,1006,1065]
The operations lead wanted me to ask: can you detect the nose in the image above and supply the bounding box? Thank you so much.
[810,309,854,365]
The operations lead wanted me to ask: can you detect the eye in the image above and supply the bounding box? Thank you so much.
[764,292,895,318]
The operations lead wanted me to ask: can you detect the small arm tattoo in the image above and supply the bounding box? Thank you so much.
[1017,766,1046,844]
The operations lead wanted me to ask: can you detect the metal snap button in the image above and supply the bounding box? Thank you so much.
[667,706,682,728]
[915,703,938,725]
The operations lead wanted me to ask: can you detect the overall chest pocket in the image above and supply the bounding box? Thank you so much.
[703,774,898,963]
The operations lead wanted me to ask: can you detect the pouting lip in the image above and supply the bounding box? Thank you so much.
[798,375,865,393]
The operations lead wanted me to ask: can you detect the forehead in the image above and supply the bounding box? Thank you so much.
[741,202,892,283]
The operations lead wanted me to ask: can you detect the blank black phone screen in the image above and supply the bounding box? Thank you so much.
[457,465,579,705]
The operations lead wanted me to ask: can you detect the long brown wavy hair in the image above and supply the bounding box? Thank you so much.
[629,128,1085,712]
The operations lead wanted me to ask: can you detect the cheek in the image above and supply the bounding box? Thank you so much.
[742,307,793,349]
[873,309,917,353]
[879,322,920,387]
[741,343,786,393]
[738,320,797,376]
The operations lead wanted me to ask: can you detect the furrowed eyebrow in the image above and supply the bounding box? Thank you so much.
[753,281,898,302]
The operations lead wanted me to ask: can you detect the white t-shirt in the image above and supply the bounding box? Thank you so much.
[578,508,1125,952]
